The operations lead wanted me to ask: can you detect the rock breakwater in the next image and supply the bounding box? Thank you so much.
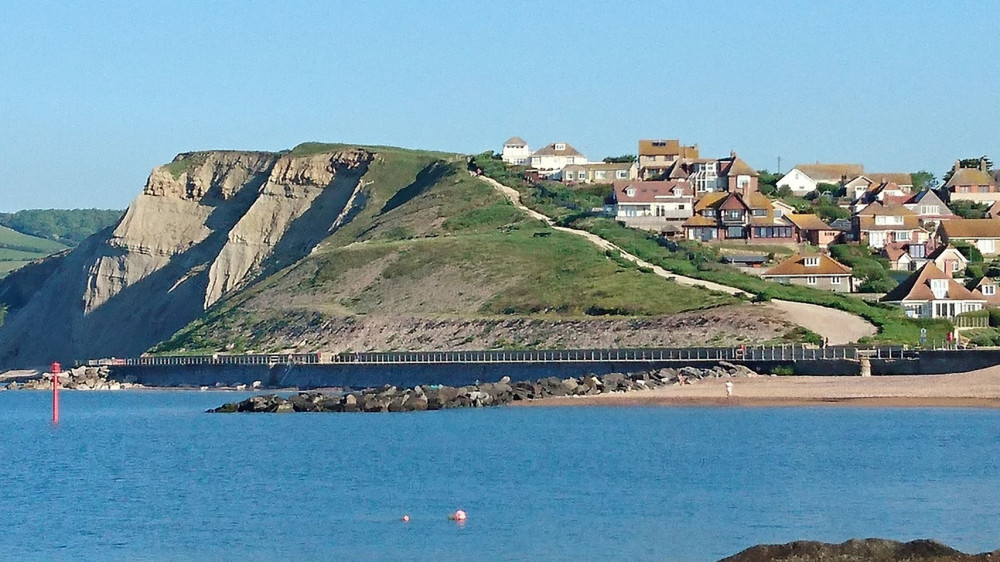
[3,366,142,391]
[719,538,999,561]
[209,361,759,413]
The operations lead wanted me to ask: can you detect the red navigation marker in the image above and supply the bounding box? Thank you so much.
[51,362,61,425]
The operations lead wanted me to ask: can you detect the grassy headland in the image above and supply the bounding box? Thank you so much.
[152,145,760,355]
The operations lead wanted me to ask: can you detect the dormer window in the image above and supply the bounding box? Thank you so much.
[930,278,948,299]
[625,187,636,197]
[804,257,820,267]
[554,143,566,151]
[984,285,996,296]
[672,188,682,196]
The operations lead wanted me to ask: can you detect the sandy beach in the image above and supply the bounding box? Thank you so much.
[523,365,1000,408]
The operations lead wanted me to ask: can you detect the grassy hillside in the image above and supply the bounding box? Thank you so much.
[0,208,123,245]
[0,225,68,277]
[153,145,746,354]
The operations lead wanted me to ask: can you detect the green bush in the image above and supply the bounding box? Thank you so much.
[953,241,984,264]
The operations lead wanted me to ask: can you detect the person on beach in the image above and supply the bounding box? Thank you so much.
[725,381,733,398]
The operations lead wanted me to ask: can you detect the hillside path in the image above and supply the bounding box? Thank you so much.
[475,173,876,345]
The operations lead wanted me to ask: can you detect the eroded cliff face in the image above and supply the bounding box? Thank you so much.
[0,148,375,367]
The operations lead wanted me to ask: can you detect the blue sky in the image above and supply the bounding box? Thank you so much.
[1,0,998,211]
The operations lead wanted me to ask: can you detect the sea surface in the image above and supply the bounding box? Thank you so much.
[2,391,999,561]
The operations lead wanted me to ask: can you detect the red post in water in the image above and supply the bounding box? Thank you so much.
[51,362,61,425]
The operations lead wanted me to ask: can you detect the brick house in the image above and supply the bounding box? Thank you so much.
[945,158,999,202]
[682,192,794,243]
[968,277,1000,307]
[785,213,841,247]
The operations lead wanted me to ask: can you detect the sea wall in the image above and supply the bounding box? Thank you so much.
[106,349,1000,389]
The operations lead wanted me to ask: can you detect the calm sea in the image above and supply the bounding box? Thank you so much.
[2,391,998,561]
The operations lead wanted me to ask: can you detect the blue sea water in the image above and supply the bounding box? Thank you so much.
[2,391,999,561]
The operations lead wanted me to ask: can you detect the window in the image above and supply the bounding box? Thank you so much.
[616,169,628,179]
[804,257,820,267]
[807,276,817,285]
[920,205,939,215]
[565,172,575,181]
[704,209,717,217]
[910,245,926,258]
[726,226,745,239]
[875,215,904,225]
[981,185,991,193]
[725,210,743,221]
[831,276,841,284]
[894,230,910,241]
[737,176,750,188]
[984,285,997,296]
[595,171,606,180]
[752,209,767,217]
[626,188,636,197]
[774,209,784,218]
[678,204,686,210]
[555,143,566,151]
[930,278,948,298]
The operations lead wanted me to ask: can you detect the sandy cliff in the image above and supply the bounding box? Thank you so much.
[0,148,374,367]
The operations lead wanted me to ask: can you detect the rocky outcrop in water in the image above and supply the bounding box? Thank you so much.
[719,538,998,562]
[209,362,759,413]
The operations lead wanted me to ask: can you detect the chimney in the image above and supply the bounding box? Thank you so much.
[982,157,989,172]
[954,160,961,171]
[730,150,736,158]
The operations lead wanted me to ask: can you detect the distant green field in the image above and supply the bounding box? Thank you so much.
[0,225,67,278]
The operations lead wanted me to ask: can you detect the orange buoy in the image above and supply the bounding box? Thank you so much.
[450,509,467,521]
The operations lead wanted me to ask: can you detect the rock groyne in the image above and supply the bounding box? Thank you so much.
[209,361,759,413]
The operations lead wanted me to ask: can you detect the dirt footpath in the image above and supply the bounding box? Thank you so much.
[475,174,877,345]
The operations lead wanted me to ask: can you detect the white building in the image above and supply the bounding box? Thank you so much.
[881,262,985,319]
[529,142,587,177]
[501,137,531,165]
[775,168,817,195]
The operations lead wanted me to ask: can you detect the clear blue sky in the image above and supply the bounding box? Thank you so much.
[1,0,998,212]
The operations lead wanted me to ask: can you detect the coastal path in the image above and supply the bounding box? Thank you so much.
[474,173,877,346]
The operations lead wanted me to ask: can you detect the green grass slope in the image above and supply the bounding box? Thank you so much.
[153,145,743,354]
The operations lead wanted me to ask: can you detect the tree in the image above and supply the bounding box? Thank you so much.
[757,169,781,195]
[603,154,636,163]
[911,170,937,191]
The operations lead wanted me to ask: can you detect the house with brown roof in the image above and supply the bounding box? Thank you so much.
[779,163,864,195]
[785,213,841,247]
[501,137,531,165]
[845,173,914,201]
[562,161,638,184]
[851,180,912,212]
[881,262,986,319]
[928,245,969,277]
[986,200,1000,219]
[945,158,999,202]
[682,192,793,243]
[611,180,693,232]
[937,219,1000,256]
[529,142,588,177]
[882,241,931,271]
[902,189,956,229]
[852,202,924,249]
[637,139,699,180]
[968,277,1000,307]
[762,253,855,292]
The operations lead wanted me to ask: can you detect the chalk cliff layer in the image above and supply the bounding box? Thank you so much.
[0,148,374,367]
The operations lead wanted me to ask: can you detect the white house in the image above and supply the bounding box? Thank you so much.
[529,142,588,177]
[775,168,817,195]
[501,137,531,165]
[611,180,693,231]
[779,163,864,195]
[881,262,985,319]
